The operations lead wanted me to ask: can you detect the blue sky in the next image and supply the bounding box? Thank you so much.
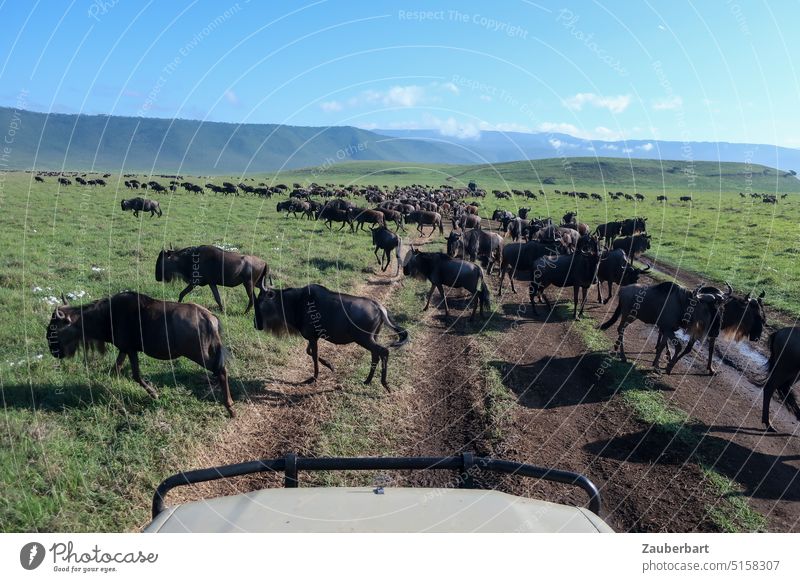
[1,0,799,147]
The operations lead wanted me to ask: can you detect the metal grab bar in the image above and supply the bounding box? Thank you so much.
[151,453,602,518]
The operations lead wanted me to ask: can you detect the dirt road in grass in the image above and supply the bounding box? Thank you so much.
[163,223,800,533]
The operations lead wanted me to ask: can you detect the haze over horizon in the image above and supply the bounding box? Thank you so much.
[1,1,798,153]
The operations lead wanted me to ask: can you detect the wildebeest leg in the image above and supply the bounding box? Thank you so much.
[665,338,695,374]
[129,352,158,398]
[573,286,580,319]
[215,366,235,417]
[605,282,614,304]
[364,349,379,385]
[178,284,196,302]
[596,282,603,303]
[706,337,717,375]
[617,322,628,363]
[133,210,139,217]
[374,246,382,266]
[306,340,334,373]
[423,283,437,310]
[578,286,589,318]
[114,350,127,375]
[470,288,479,320]
[663,334,685,374]
[209,283,225,312]
[243,279,255,314]
[437,284,449,315]
[653,332,670,369]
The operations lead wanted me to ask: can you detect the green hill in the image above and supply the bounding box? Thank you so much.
[0,107,479,173]
[267,158,800,193]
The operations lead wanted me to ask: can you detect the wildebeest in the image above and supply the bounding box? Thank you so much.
[316,204,354,230]
[121,197,162,217]
[446,229,504,274]
[352,208,385,231]
[46,292,234,416]
[612,234,651,259]
[155,245,270,313]
[596,249,650,303]
[657,195,668,202]
[34,176,44,183]
[58,177,71,185]
[497,240,553,295]
[253,280,408,390]
[761,327,800,431]
[529,235,600,319]
[680,195,692,202]
[600,282,726,373]
[453,212,481,231]
[594,221,622,246]
[407,210,444,236]
[402,249,490,319]
[660,286,765,376]
[372,225,402,275]
[620,217,647,236]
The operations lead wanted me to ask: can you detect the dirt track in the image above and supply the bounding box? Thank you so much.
[166,227,800,532]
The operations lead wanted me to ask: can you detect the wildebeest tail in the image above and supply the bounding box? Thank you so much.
[438,218,444,235]
[379,304,409,348]
[599,302,621,330]
[766,331,800,419]
[156,203,162,217]
[205,315,229,372]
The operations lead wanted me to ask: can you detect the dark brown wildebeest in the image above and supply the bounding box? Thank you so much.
[121,197,162,217]
[762,327,800,431]
[446,228,503,275]
[253,279,408,390]
[611,233,651,259]
[377,207,405,231]
[454,212,481,230]
[402,249,490,319]
[529,235,600,319]
[620,217,647,236]
[600,282,726,373]
[659,285,766,376]
[407,210,443,236]
[595,249,649,303]
[594,221,622,246]
[46,292,234,416]
[657,195,668,202]
[372,225,402,275]
[58,177,71,185]
[34,176,44,183]
[680,195,692,202]
[497,240,552,295]
[316,204,354,231]
[353,208,385,231]
[155,245,270,313]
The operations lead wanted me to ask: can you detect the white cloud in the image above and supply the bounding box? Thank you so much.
[381,85,426,107]
[479,94,493,102]
[652,95,683,110]
[320,100,343,112]
[437,82,460,95]
[424,114,480,139]
[563,93,631,113]
[638,142,654,151]
[602,144,619,150]
[622,147,633,153]
[224,90,239,106]
[479,121,532,133]
[536,122,627,141]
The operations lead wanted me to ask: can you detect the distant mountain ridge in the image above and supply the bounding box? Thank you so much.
[0,107,479,173]
[1,106,798,174]
[374,129,800,174]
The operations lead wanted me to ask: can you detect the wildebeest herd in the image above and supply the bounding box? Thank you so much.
[40,177,800,433]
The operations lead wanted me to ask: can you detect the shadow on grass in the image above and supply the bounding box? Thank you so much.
[487,352,670,409]
[585,424,800,502]
[305,257,357,272]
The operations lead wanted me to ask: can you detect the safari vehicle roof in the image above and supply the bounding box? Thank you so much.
[145,487,612,533]
[145,453,613,534]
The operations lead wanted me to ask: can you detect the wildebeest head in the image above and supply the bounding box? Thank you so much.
[446,231,462,257]
[46,298,105,359]
[253,272,296,337]
[402,247,433,279]
[702,285,766,342]
[121,199,129,211]
[155,248,179,282]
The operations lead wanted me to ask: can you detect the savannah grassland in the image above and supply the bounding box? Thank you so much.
[1,157,799,532]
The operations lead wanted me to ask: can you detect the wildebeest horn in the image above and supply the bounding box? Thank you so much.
[723,281,733,298]
[637,261,652,273]
[55,307,66,319]
[758,290,765,299]
[61,293,68,305]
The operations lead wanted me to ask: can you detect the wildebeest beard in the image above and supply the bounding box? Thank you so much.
[46,305,108,359]
[256,292,301,338]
